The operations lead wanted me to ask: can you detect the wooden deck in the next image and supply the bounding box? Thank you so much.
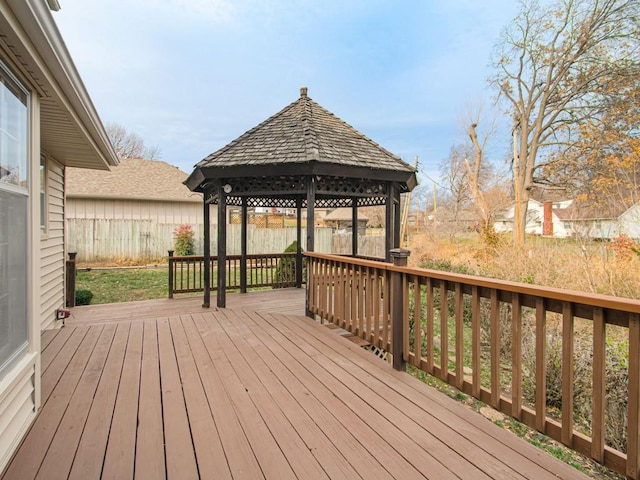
[2,290,587,479]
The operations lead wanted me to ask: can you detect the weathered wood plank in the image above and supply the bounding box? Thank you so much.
[222,308,388,479]
[193,313,298,480]
[134,319,166,480]
[102,321,143,479]
[181,314,264,479]
[36,323,117,479]
[169,316,231,479]
[69,322,130,480]
[156,318,199,480]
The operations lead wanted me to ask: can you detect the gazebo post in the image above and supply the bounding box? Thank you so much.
[385,183,394,262]
[306,176,315,253]
[217,183,227,308]
[351,201,358,257]
[296,196,303,288]
[202,195,211,308]
[393,187,401,249]
[240,197,248,293]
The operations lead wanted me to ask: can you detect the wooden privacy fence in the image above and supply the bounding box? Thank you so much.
[305,251,640,478]
[168,252,304,297]
[67,219,333,263]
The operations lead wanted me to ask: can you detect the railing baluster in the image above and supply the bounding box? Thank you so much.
[471,285,480,398]
[511,292,522,420]
[536,298,547,433]
[413,276,422,367]
[562,301,574,447]
[403,274,409,363]
[455,283,464,390]
[592,307,606,463]
[490,289,500,409]
[426,278,435,376]
[439,281,448,381]
[628,313,640,479]
[372,268,380,345]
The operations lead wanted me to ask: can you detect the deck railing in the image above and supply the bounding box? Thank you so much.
[168,251,302,297]
[305,250,640,478]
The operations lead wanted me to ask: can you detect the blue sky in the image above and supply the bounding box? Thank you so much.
[54,1,519,185]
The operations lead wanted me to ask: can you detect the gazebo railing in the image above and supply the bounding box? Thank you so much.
[168,251,303,296]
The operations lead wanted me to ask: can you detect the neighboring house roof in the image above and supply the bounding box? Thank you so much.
[324,208,369,222]
[67,158,201,202]
[187,87,416,191]
[0,0,118,169]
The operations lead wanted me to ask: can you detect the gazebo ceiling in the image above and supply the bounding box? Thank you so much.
[185,87,418,205]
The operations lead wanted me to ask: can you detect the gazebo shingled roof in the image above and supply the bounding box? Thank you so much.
[185,87,417,308]
[185,86,417,202]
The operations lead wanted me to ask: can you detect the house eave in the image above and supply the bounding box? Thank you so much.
[1,0,118,170]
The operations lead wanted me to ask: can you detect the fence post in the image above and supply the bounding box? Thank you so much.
[390,248,410,371]
[65,252,77,308]
[168,250,174,299]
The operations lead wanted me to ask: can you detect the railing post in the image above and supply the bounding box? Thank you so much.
[65,252,77,308]
[390,248,410,371]
[168,250,174,299]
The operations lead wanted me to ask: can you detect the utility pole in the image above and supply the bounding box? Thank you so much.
[433,182,437,236]
[399,155,419,247]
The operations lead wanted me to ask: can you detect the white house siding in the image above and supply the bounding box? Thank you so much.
[40,157,65,331]
[0,356,36,474]
[619,205,640,239]
[66,198,202,223]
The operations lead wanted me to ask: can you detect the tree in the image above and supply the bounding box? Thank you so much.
[547,75,640,212]
[106,122,161,159]
[491,0,640,245]
[440,144,472,224]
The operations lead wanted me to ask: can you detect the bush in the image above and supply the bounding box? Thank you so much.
[273,241,302,288]
[173,224,195,256]
[75,289,93,306]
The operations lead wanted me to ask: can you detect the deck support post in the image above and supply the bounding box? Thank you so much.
[240,197,248,293]
[203,197,211,308]
[390,248,410,371]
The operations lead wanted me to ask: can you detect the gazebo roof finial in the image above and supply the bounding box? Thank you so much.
[300,86,308,98]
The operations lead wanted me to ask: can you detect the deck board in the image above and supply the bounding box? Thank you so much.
[2,290,590,480]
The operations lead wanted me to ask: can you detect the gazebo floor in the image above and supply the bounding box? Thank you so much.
[2,290,586,479]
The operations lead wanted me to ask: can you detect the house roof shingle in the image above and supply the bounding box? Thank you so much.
[194,88,415,176]
[67,158,201,202]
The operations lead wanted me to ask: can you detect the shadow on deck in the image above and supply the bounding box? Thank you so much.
[2,289,586,479]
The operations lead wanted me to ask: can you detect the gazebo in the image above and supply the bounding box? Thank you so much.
[185,87,417,308]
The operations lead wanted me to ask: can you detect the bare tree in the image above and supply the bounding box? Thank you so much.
[439,144,472,223]
[491,0,639,245]
[106,122,161,160]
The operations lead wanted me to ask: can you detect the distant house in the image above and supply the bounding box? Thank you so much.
[0,0,118,472]
[323,208,369,234]
[66,158,205,261]
[494,199,574,237]
[494,198,640,240]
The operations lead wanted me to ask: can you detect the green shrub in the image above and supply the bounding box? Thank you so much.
[173,224,195,256]
[273,241,302,288]
[75,289,93,306]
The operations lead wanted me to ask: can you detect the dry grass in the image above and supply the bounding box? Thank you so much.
[407,232,640,299]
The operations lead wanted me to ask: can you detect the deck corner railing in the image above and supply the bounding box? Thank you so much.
[304,251,640,479]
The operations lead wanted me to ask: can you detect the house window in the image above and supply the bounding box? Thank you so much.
[40,154,47,233]
[0,62,29,382]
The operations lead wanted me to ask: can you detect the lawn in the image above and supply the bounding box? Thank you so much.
[76,268,169,304]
